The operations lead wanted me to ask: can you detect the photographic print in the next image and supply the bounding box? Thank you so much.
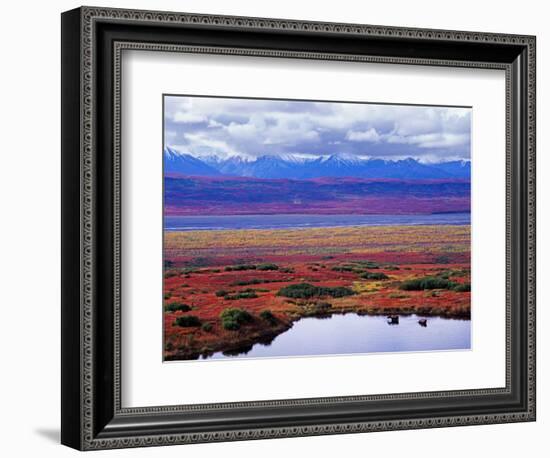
[162,95,471,361]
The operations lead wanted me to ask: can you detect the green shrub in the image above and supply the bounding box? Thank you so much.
[221,319,240,330]
[324,286,356,297]
[225,290,258,300]
[453,283,471,292]
[361,271,389,280]
[220,308,254,330]
[215,290,229,297]
[439,269,469,278]
[257,263,279,271]
[181,267,198,274]
[353,260,380,269]
[399,276,457,291]
[225,264,256,272]
[259,310,277,324]
[277,283,354,299]
[173,315,201,327]
[277,283,319,298]
[231,279,262,286]
[165,302,192,312]
[231,278,285,286]
[221,308,253,321]
[331,265,356,272]
[201,322,213,332]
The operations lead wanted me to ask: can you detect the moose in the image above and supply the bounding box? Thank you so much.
[387,315,399,325]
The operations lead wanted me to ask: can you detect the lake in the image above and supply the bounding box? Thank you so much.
[165,212,470,231]
[206,313,471,360]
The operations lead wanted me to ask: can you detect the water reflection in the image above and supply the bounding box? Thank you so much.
[208,313,471,360]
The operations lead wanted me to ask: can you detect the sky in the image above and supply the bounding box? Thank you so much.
[164,95,471,163]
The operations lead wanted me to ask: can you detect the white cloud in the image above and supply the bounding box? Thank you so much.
[181,133,239,157]
[387,132,470,149]
[346,128,381,142]
[224,117,265,140]
[263,129,319,145]
[207,119,223,128]
[172,112,207,124]
[164,95,471,161]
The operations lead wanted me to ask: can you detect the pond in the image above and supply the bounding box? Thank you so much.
[207,313,471,360]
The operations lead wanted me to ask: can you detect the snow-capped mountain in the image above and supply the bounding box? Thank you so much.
[164,147,470,180]
[164,147,221,176]
[429,160,471,179]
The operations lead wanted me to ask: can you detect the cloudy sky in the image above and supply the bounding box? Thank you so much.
[164,95,471,163]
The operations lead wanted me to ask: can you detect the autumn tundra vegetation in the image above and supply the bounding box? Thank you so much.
[163,224,471,360]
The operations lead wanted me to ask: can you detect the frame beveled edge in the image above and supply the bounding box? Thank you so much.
[61,5,536,450]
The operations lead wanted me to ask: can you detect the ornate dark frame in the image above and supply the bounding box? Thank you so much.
[61,6,536,451]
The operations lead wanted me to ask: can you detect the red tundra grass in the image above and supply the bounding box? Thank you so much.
[163,225,470,360]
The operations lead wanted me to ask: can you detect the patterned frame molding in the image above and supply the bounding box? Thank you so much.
[61,6,536,450]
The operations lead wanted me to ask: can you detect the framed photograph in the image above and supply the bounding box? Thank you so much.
[61,6,536,450]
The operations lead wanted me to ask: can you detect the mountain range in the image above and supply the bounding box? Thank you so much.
[164,147,470,180]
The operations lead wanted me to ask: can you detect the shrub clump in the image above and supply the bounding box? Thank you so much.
[231,278,284,286]
[231,279,262,286]
[201,322,213,332]
[360,271,389,280]
[277,283,354,299]
[453,283,471,292]
[181,267,199,274]
[225,289,258,300]
[399,276,457,291]
[220,308,254,330]
[215,290,229,297]
[165,302,192,312]
[385,265,400,271]
[256,263,279,271]
[353,260,380,269]
[331,265,357,273]
[173,315,201,327]
[259,310,277,324]
[225,264,256,272]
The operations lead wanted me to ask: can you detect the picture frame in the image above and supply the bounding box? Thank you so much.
[61,6,536,450]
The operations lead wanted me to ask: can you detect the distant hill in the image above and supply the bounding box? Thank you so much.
[164,175,470,216]
[165,148,470,180]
